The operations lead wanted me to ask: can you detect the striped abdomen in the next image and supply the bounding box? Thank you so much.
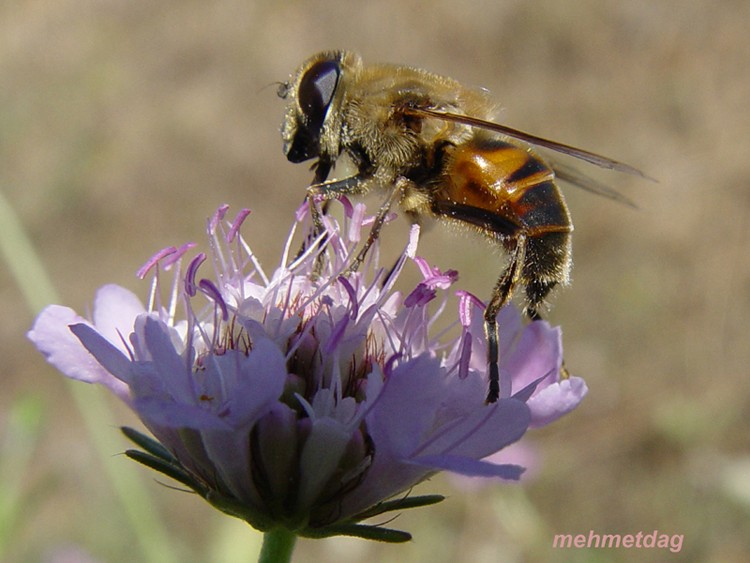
[432,135,573,309]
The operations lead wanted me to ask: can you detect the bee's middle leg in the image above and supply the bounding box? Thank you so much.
[484,235,527,403]
[346,177,410,275]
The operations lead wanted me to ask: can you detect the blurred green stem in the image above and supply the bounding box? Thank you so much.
[0,189,178,562]
[258,529,297,563]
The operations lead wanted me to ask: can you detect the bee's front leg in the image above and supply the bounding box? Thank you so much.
[303,172,375,274]
[296,159,333,261]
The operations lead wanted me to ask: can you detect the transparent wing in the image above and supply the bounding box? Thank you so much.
[404,106,655,181]
[549,159,637,208]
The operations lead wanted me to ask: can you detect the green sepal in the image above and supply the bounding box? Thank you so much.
[124,449,207,496]
[354,494,445,520]
[117,432,442,544]
[301,523,412,543]
[121,427,176,463]
[205,490,278,533]
[295,494,445,542]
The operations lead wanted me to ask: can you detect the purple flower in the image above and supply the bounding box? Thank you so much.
[28,202,586,541]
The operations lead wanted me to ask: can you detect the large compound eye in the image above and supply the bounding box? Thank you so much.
[297,60,340,130]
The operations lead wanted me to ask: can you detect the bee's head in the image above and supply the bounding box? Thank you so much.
[280,50,359,163]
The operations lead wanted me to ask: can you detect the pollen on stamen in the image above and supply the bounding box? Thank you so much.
[348,202,366,243]
[406,224,420,258]
[336,195,355,219]
[294,200,310,222]
[162,243,197,269]
[136,246,177,279]
[185,253,207,297]
[457,290,483,328]
[226,208,252,243]
[198,278,229,321]
[209,204,230,233]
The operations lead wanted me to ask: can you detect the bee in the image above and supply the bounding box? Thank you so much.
[278,50,648,403]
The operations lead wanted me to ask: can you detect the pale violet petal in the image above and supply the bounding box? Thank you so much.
[415,398,531,461]
[132,398,234,429]
[228,338,288,426]
[528,376,588,427]
[505,321,562,394]
[365,355,448,455]
[142,316,195,403]
[69,324,132,383]
[28,306,129,398]
[91,284,146,350]
[411,454,525,480]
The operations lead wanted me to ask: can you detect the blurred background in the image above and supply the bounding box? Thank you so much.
[2,0,749,561]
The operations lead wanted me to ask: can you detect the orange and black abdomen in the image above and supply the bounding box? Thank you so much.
[431,135,573,307]
[434,136,571,235]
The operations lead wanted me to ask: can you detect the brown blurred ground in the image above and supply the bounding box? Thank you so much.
[2,1,749,561]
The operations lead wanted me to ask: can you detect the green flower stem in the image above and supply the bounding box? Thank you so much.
[258,528,297,563]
